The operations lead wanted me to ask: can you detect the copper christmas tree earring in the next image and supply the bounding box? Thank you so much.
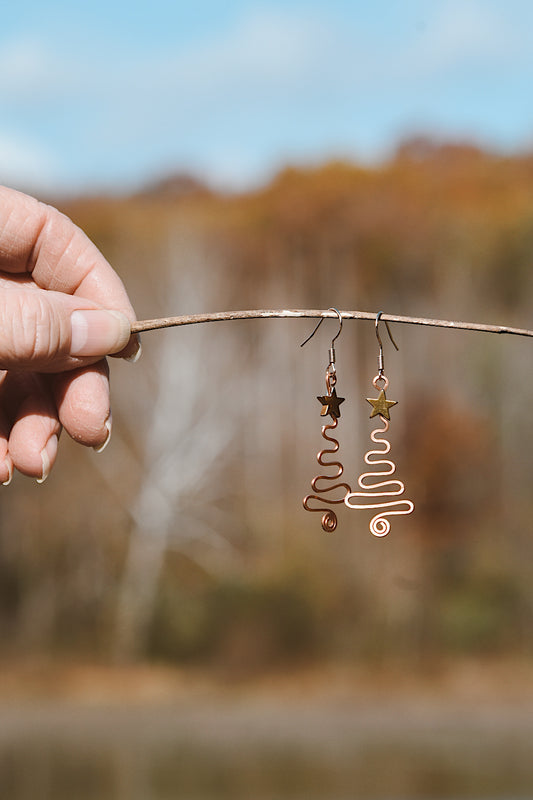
[345,312,414,537]
[302,309,352,532]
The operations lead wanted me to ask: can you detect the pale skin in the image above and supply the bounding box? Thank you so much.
[0,185,141,484]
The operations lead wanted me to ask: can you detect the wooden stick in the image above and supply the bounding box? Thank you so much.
[130,309,533,339]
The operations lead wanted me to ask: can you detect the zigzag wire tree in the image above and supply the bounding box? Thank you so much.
[300,310,352,532]
[344,312,414,536]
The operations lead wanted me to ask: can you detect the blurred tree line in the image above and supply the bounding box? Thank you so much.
[2,137,533,674]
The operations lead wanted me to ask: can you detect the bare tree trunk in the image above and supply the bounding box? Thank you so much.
[113,230,243,659]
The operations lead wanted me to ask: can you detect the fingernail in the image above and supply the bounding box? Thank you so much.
[93,414,112,454]
[2,459,13,486]
[36,434,58,484]
[124,336,142,364]
[70,310,131,357]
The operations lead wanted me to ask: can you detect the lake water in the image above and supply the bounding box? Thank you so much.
[1,693,532,799]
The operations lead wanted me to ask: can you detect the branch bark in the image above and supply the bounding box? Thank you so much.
[131,309,533,339]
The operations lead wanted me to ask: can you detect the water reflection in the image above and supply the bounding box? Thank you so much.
[1,697,533,799]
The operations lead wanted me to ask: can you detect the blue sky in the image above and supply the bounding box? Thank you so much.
[2,0,533,194]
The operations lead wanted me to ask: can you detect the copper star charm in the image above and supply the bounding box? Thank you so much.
[317,387,345,419]
[366,389,397,420]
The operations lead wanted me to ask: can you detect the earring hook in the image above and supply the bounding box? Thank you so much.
[375,311,399,378]
[300,308,343,349]
[301,309,343,392]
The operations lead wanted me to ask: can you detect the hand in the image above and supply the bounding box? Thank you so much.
[0,186,141,484]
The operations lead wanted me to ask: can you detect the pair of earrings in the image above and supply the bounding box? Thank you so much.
[302,310,414,537]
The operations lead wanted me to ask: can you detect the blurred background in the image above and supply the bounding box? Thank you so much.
[3,1,533,798]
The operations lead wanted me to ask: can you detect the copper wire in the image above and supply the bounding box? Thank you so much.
[303,417,352,532]
[345,417,414,537]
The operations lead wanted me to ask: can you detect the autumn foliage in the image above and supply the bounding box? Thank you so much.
[2,137,533,670]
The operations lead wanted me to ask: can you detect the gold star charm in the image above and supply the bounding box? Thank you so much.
[366,389,397,420]
[317,388,345,419]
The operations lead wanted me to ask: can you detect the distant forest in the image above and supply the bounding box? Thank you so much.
[2,137,533,671]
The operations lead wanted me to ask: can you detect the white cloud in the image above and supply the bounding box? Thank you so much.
[121,6,332,109]
[0,36,59,101]
[180,7,328,86]
[413,0,518,72]
[0,132,60,193]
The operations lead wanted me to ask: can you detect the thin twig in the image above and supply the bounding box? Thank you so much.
[130,309,533,339]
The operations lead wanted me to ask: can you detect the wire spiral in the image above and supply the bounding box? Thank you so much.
[345,417,414,537]
[303,418,352,532]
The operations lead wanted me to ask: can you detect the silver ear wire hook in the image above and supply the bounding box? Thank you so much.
[301,308,343,383]
[375,311,399,378]
[300,308,343,350]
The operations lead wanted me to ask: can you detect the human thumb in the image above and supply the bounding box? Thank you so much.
[69,309,131,357]
[0,289,132,371]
